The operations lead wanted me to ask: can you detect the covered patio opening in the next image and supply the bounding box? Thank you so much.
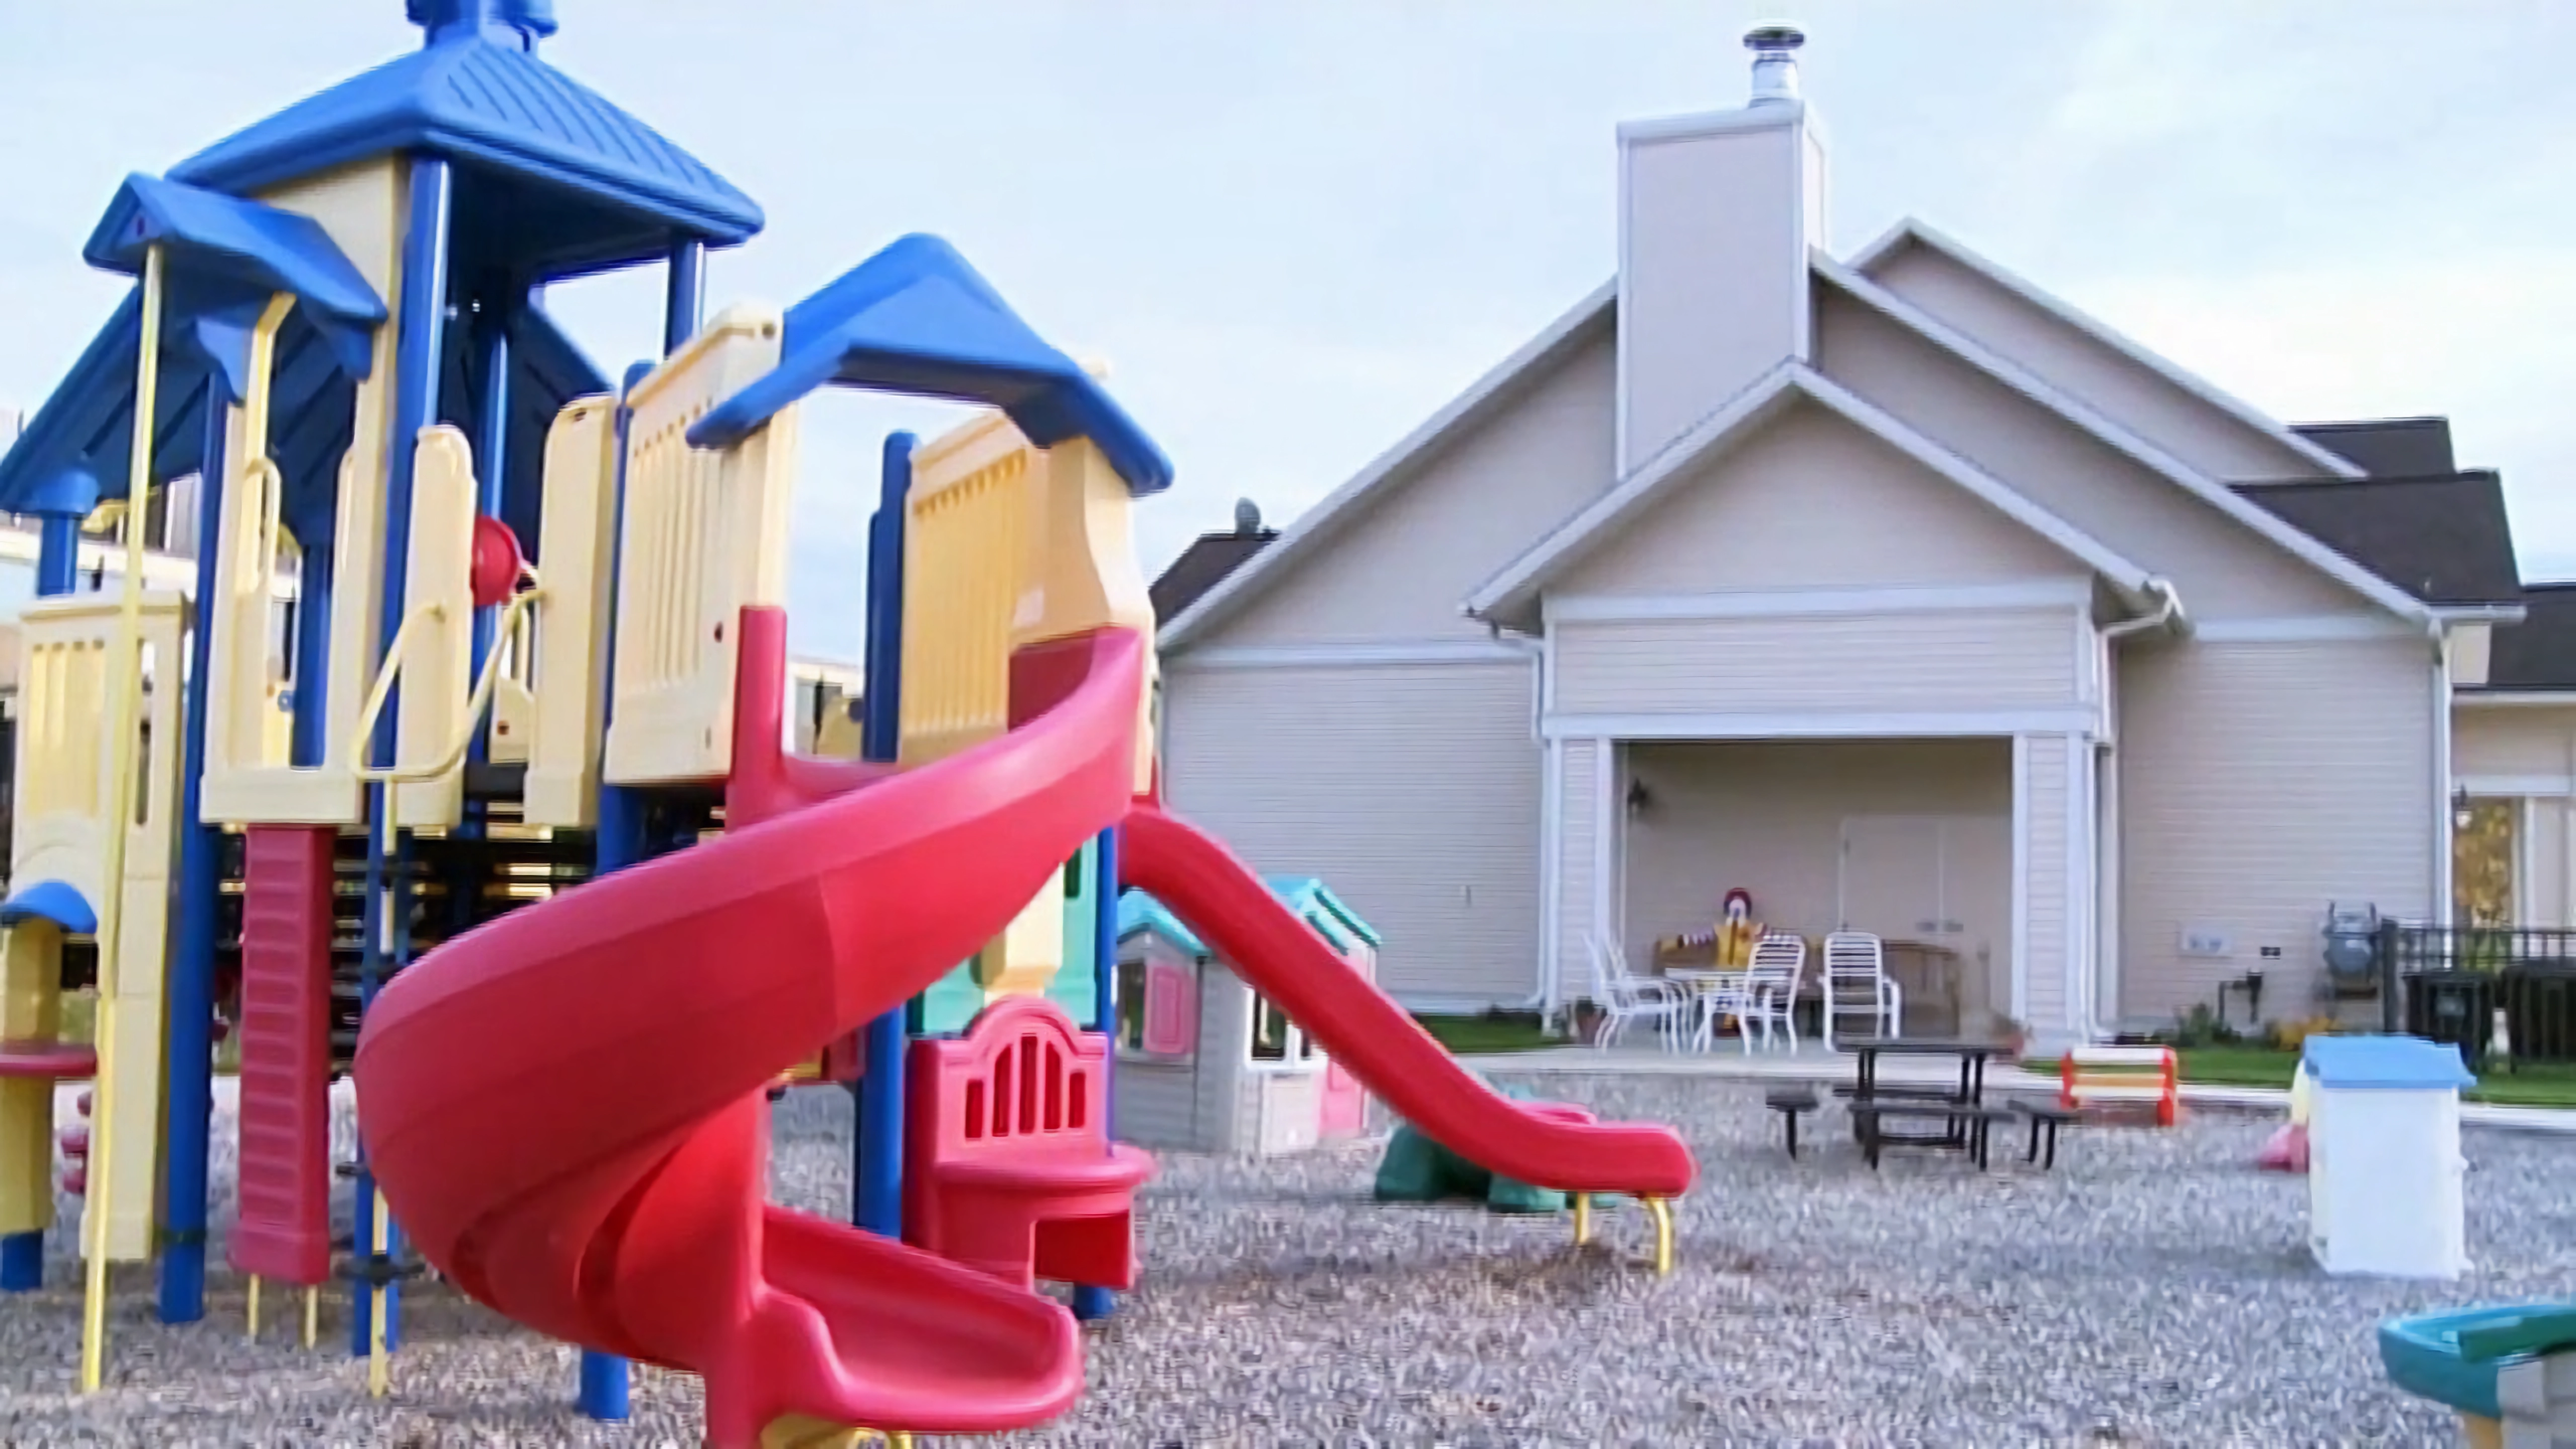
[1616,737,2019,1039]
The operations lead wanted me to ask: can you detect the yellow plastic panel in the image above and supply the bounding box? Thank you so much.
[1016,436,1160,793]
[384,427,477,828]
[202,160,404,827]
[521,396,618,826]
[603,305,792,786]
[0,925,64,1238]
[896,411,1036,769]
[13,592,188,1261]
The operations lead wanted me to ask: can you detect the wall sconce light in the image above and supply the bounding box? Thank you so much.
[2453,785,2474,832]
[1626,778,1653,816]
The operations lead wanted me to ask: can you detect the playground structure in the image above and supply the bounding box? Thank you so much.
[0,2,1698,1443]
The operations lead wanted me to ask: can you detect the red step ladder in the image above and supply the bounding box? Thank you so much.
[229,825,337,1285]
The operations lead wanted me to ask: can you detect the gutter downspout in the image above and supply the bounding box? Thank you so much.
[2432,618,2455,929]
[1481,611,1558,1016]
[2082,578,2183,1042]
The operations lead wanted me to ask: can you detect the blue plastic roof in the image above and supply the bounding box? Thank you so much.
[0,291,605,545]
[169,9,761,272]
[2303,1033,2476,1090]
[686,233,1174,496]
[0,881,98,935]
[1117,879,1381,960]
[84,174,388,398]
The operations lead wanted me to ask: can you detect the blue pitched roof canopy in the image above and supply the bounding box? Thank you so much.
[1262,876,1383,949]
[169,2,761,276]
[84,174,388,398]
[0,288,604,539]
[687,233,1175,496]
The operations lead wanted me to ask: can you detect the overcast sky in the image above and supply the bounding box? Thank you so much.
[3,2,2569,661]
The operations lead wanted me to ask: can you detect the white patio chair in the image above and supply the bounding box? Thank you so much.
[1820,930,1905,1048]
[1707,932,1805,1053]
[1584,933,1695,1052]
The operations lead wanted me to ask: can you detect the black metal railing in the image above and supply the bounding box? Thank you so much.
[2380,922,2576,1066]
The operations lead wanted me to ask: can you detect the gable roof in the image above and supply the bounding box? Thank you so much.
[1813,258,2448,626]
[1159,280,1617,650]
[1848,219,2367,481]
[2481,584,2576,691]
[1151,526,1276,623]
[2293,418,2456,478]
[1465,362,2160,624]
[2235,472,2521,607]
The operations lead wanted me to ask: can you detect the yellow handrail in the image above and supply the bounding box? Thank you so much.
[348,581,545,786]
[79,242,168,1395]
[234,455,286,598]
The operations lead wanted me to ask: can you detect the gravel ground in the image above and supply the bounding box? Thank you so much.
[3,1073,2569,1446]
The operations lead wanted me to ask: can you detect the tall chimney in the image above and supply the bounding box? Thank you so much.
[1613,21,1830,470]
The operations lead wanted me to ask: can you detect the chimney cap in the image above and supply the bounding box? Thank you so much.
[1744,22,1807,104]
[1233,498,1265,534]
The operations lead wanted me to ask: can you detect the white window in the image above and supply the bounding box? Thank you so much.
[1247,991,1323,1069]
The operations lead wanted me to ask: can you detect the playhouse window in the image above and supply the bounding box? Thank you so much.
[1114,954,1196,1062]
[1114,956,1149,1053]
[1248,994,1322,1067]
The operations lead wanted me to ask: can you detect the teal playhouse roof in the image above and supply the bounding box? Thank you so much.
[1117,877,1381,959]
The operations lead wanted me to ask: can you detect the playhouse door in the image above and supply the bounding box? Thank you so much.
[1319,943,1374,1136]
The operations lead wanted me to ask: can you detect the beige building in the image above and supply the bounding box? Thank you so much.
[1148,30,2554,1051]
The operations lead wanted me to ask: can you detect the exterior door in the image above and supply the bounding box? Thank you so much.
[1319,942,1374,1136]
[1839,815,2013,1035]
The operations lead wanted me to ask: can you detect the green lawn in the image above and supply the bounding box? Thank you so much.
[2030,1045,2576,1109]
[1417,1014,1561,1055]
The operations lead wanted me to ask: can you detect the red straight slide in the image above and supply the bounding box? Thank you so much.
[1120,806,1697,1199]
[353,616,1147,1448]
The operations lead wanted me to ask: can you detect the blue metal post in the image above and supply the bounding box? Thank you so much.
[352,155,454,1361]
[469,290,513,676]
[1,473,95,1290]
[156,404,230,1321]
[853,432,915,1239]
[1071,821,1121,1323]
[34,517,81,597]
[576,261,693,1418]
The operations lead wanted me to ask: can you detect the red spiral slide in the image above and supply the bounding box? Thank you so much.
[1121,806,1697,1199]
[352,615,1148,1446]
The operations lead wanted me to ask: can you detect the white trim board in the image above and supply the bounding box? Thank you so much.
[1161,280,1617,651]
[1465,361,2159,621]
[1843,218,2369,482]
[1546,579,2090,624]
[2456,692,2576,709]
[2009,734,2032,1025]
[1166,640,1528,671]
[2459,775,2576,798]
[2191,615,2420,643]
[1543,705,2099,742]
[1810,256,2436,627]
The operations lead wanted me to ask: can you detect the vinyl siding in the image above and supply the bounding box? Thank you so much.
[2018,734,2072,1037]
[1559,402,2079,596]
[1162,660,1542,1005]
[2116,638,2437,1021]
[1867,244,2328,482]
[1816,290,2377,621]
[2529,798,2570,930]
[1557,738,1602,978]
[1205,333,1617,647]
[1551,608,2080,718]
[2453,707,2576,780]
